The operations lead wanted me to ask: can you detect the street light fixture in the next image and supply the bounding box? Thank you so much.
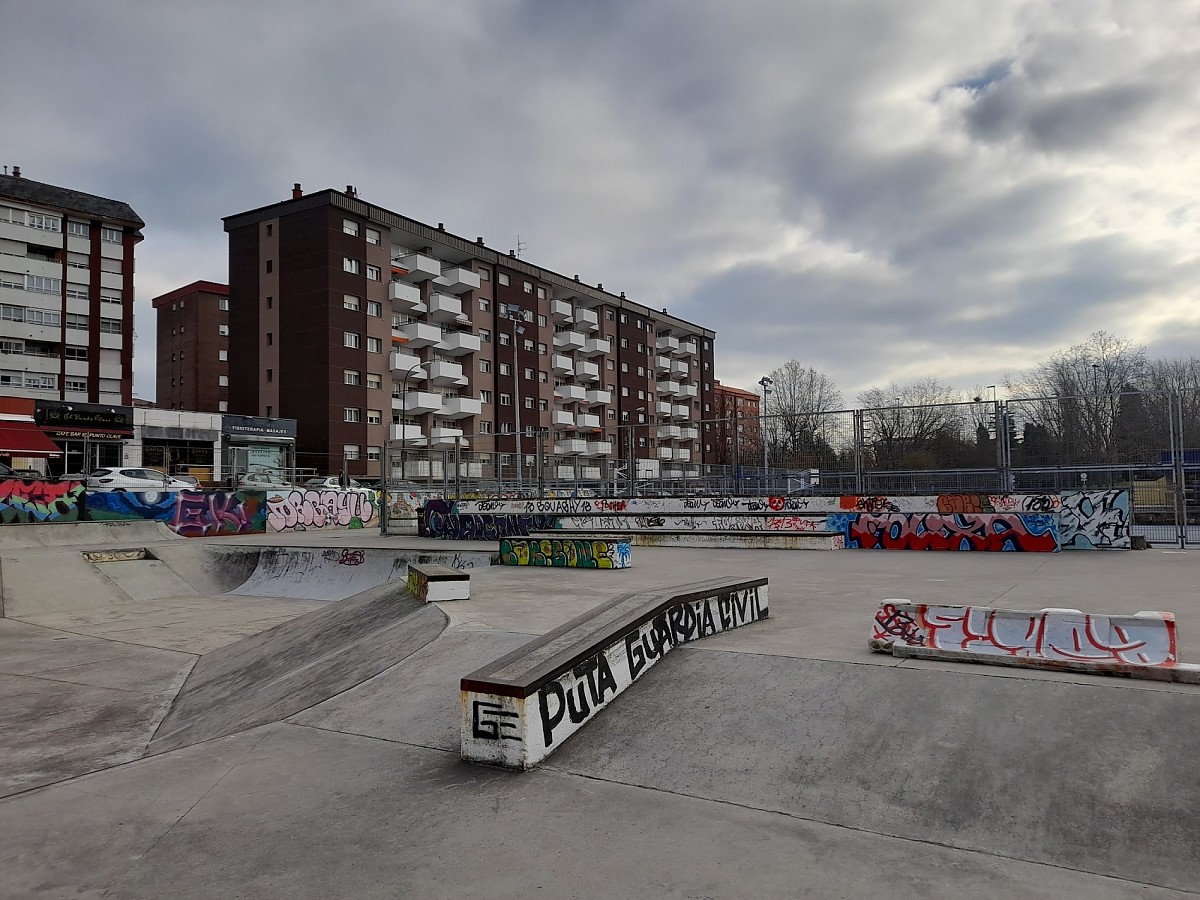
[398,359,428,483]
[758,375,773,490]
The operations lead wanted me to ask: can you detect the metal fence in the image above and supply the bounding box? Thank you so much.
[383,389,1200,545]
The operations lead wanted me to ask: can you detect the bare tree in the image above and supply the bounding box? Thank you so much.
[858,378,970,468]
[761,360,843,467]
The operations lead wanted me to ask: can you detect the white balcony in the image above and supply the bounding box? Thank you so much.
[427,360,467,386]
[576,412,601,430]
[555,383,587,403]
[390,424,426,444]
[675,448,692,462]
[584,388,611,405]
[389,350,426,377]
[678,384,698,399]
[680,426,699,440]
[394,253,441,282]
[555,464,578,479]
[656,380,681,395]
[400,391,443,414]
[657,425,682,440]
[440,330,480,355]
[670,359,689,377]
[397,321,442,348]
[555,439,588,455]
[389,280,425,312]
[441,396,482,418]
[657,447,673,461]
[656,335,679,354]
[655,355,672,372]
[679,341,698,356]
[429,292,465,323]
[552,299,573,321]
[656,400,673,416]
[435,267,480,294]
[586,441,613,456]
[429,426,464,447]
[552,409,576,428]
[574,307,599,332]
[552,354,574,375]
[673,404,691,419]
[580,337,611,356]
[575,360,600,382]
[553,330,585,351]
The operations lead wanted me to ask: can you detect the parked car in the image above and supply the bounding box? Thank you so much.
[0,462,44,480]
[85,467,197,492]
[304,476,376,497]
[238,472,293,491]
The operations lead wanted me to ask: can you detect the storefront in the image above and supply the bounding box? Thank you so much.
[35,401,133,477]
[131,409,223,483]
[0,397,63,475]
[221,415,297,481]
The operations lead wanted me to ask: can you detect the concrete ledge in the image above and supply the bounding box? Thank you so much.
[499,536,631,568]
[891,642,1200,683]
[461,576,769,769]
[406,562,470,603]
[529,529,842,550]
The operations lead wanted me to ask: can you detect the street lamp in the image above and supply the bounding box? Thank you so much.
[758,375,773,489]
[625,406,645,498]
[398,360,428,483]
[504,305,528,492]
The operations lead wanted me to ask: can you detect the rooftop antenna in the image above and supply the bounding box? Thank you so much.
[515,234,528,259]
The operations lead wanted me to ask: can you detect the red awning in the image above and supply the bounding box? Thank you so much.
[0,421,63,457]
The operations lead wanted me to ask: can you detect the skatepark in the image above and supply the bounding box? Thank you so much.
[2,521,1199,897]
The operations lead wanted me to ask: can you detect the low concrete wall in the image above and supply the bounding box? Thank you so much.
[499,536,631,568]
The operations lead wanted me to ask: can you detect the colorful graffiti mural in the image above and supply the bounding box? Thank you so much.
[841,512,1058,551]
[85,489,266,536]
[1058,490,1130,549]
[500,537,632,568]
[266,489,378,532]
[0,478,85,523]
[421,500,556,539]
[871,601,1178,667]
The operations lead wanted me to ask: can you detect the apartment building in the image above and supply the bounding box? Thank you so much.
[713,380,763,466]
[222,184,716,480]
[152,280,229,412]
[0,169,142,404]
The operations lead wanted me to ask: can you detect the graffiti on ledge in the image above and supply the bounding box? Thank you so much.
[500,537,632,568]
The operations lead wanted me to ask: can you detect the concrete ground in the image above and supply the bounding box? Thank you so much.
[2,527,1200,898]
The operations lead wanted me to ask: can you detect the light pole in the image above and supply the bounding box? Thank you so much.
[398,360,427,483]
[504,305,527,493]
[625,406,645,499]
[758,375,773,491]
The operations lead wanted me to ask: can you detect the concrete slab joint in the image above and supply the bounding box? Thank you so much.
[460,576,769,769]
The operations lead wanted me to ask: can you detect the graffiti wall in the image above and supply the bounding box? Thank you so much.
[421,499,557,540]
[837,512,1059,552]
[266,489,378,532]
[0,478,85,524]
[1058,490,1130,549]
[85,489,267,537]
[871,602,1177,667]
[499,537,632,568]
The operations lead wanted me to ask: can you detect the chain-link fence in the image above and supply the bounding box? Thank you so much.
[382,389,1200,544]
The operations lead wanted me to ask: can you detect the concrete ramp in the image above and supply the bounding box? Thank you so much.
[0,520,178,549]
[230,546,492,601]
[149,587,445,753]
[92,556,201,603]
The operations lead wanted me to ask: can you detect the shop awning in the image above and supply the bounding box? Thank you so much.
[0,421,63,457]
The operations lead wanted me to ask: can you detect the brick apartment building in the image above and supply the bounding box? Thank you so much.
[221,184,717,480]
[153,280,229,412]
[713,380,762,466]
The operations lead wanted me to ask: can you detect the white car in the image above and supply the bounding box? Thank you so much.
[238,473,294,491]
[304,476,376,498]
[86,467,197,492]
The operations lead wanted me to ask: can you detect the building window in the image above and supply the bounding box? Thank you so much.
[538,399,548,411]
[344,332,360,348]
[367,373,382,389]
[523,339,534,351]
[524,396,534,409]
[538,342,547,355]
[26,275,60,294]
[66,313,89,330]
[219,350,228,361]
[499,393,512,406]
[478,268,490,281]
[65,377,87,392]
[367,445,381,460]
[367,409,382,425]
[99,318,122,334]
[100,226,121,243]
[524,367,534,380]
[622,387,629,397]
[344,257,360,274]
[480,389,492,404]
[498,362,511,376]
[537,287,546,300]
[219,324,229,336]
[498,333,510,347]
[523,281,533,294]
[479,298,490,312]
[480,359,491,373]
[219,401,229,412]
[479,421,492,433]
[366,227,381,245]
[344,408,361,423]
[620,338,629,348]
[637,366,644,376]
[344,369,361,385]
[366,336,382,353]
[67,221,89,238]
[219,375,229,386]
[266,296,272,308]
[621,362,629,372]
[538,371,548,383]
[344,444,361,460]
[267,368,273,382]
[65,346,87,360]
[266,224,272,237]
[266,332,273,345]
[266,405,273,416]
[366,264,381,281]
[537,314,547,327]
[344,294,360,311]
[498,273,509,286]
[480,329,491,343]
[606,309,615,320]
[265,260,273,273]
[220,297,229,311]
[366,300,382,317]
[343,218,360,236]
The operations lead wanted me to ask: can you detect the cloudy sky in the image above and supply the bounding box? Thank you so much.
[5,0,1198,405]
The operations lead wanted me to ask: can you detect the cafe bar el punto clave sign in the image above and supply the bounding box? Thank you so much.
[35,404,133,440]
